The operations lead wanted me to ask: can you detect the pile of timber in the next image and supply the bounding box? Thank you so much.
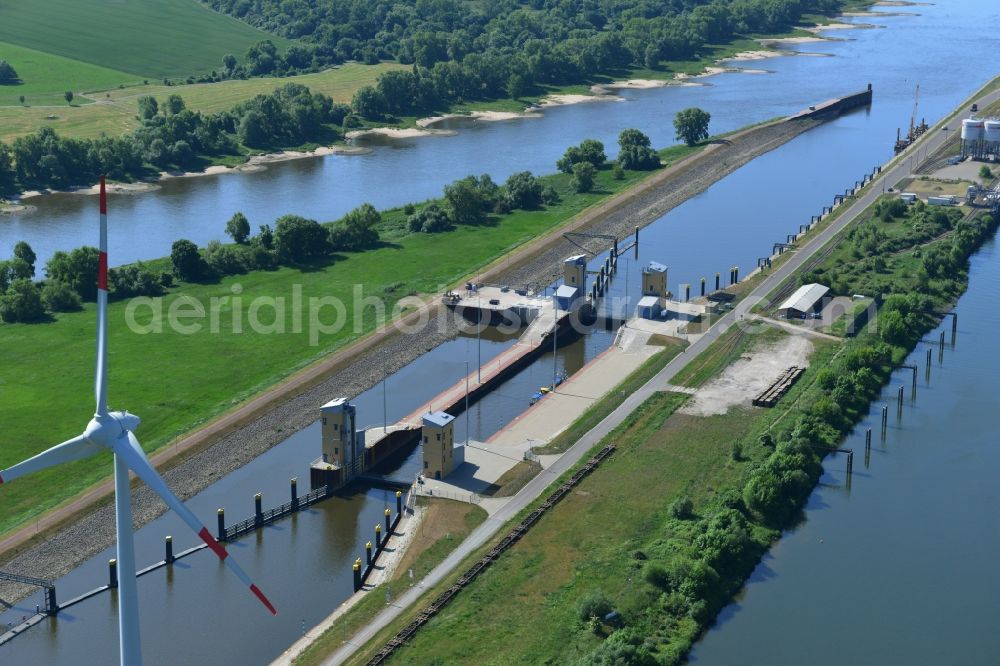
[752,366,805,408]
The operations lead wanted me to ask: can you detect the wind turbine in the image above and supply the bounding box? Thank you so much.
[0,177,276,665]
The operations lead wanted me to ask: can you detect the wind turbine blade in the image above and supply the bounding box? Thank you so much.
[95,175,109,416]
[113,432,277,616]
[0,435,102,485]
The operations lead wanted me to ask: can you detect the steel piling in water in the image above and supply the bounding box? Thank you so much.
[396,490,403,515]
[384,508,392,541]
[290,478,299,511]
[217,508,225,541]
[366,541,373,566]
[353,558,362,592]
[254,493,263,526]
[926,348,932,381]
[165,536,174,564]
[108,559,118,589]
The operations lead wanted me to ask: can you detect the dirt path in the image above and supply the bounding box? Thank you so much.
[0,111,824,604]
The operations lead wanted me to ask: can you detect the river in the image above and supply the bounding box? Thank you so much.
[3,1,1000,663]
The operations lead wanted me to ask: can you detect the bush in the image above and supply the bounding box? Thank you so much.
[643,562,670,589]
[577,590,613,622]
[0,279,45,322]
[407,202,453,233]
[274,215,330,263]
[171,239,211,281]
[571,161,597,193]
[668,495,694,520]
[204,241,248,276]
[503,171,543,209]
[42,280,82,312]
[109,262,165,297]
[556,138,606,173]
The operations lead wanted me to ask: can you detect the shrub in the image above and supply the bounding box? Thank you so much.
[668,495,694,520]
[407,202,453,233]
[42,281,82,312]
[0,279,45,322]
[577,590,613,622]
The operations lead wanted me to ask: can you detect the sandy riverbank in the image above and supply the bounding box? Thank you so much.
[416,109,542,128]
[345,126,457,140]
[536,92,622,107]
[10,145,368,205]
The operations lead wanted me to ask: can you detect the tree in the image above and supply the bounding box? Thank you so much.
[0,60,18,84]
[444,177,487,226]
[225,212,251,244]
[19,95,25,105]
[170,239,209,281]
[674,107,711,146]
[64,91,74,105]
[45,247,100,300]
[223,54,238,72]
[137,96,158,121]
[979,165,994,181]
[503,171,543,209]
[329,203,381,251]
[254,224,274,250]
[351,86,386,120]
[41,280,82,312]
[557,139,606,173]
[0,279,45,322]
[571,161,596,193]
[617,128,659,170]
[273,214,329,263]
[165,94,185,116]
[13,241,36,277]
[0,142,14,194]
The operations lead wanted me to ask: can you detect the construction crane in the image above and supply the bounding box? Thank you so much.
[908,84,920,142]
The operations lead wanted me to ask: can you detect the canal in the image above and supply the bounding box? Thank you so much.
[3,0,1000,663]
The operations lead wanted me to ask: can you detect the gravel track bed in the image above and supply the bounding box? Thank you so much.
[0,116,819,606]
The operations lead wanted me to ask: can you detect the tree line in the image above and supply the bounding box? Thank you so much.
[207,0,840,117]
[0,83,344,195]
[0,127,661,323]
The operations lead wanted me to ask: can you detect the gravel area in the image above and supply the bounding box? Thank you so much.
[0,115,820,606]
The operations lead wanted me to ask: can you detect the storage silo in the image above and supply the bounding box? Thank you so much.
[962,119,985,158]
[983,120,1000,155]
[962,118,985,141]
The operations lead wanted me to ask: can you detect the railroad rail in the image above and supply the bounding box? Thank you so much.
[364,443,617,666]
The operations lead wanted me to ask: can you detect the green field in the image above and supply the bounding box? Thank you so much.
[0,159,694,537]
[0,0,285,78]
[0,62,404,143]
[0,41,140,107]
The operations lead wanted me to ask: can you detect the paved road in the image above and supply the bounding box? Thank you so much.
[313,85,1000,666]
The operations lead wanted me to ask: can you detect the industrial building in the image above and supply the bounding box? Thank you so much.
[960,117,1000,161]
[422,411,459,480]
[777,283,830,319]
[554,255,586,311]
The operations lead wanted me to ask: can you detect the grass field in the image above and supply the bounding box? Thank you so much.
[0,41,140,107]
[0,159,691,537]
[0,0,285,79]
[0,63,403,144]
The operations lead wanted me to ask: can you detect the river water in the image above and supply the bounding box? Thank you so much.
[3,1,1000,663]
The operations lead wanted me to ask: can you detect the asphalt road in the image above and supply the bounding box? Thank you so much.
[315,84,1000,666]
